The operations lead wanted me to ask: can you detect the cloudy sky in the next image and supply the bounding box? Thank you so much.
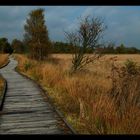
[0,6,140,48]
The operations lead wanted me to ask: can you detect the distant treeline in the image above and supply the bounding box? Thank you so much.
[51,42,140,54]
[0,38,27,54]
[0,38,140,54]
[102,43,140,54]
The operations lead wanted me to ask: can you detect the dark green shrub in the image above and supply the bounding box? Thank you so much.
[124,59,140,75]
[24,61,32,71]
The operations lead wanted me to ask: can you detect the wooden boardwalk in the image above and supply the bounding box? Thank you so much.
[0,56,73,134]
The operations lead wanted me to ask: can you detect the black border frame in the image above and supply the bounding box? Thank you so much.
[0,0,140,6]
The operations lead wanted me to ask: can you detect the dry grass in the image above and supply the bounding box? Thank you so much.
[0,54,9,98]
[0,54,9,68]
[14,53,140,134]
[0,78,4,98]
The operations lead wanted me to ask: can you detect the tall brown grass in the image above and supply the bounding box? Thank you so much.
[0,54,9,68]
[15,54,140,134]
[0,54,9,97]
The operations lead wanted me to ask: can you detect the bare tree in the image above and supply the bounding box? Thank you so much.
[65,16,106,73]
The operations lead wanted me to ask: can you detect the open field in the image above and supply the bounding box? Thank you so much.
[15,54,140,134]
[51,53,140,65]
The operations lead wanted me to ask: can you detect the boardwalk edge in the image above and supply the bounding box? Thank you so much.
[0,59,10,111]
[15,65,77,135]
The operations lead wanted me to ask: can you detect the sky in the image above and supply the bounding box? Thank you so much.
[0,6,140,48]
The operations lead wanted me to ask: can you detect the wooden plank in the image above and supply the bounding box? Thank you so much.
[4,107,49,111]
[0,127,63,134]
[5,94,42,97]
[0,115,60,124]
[0,120,58,128]
[5,98,42,102]
[4,104,49,109]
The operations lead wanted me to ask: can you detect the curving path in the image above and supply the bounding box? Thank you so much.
[0,56,72,134]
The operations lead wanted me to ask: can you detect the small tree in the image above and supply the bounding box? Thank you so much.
[116,43,126,54]
[65,16,106,73]
[0,38,13,54]
[24,8,51,60]
[11,39,25,53]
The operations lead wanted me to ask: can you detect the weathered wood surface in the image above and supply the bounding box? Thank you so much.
[0,56,72,134]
